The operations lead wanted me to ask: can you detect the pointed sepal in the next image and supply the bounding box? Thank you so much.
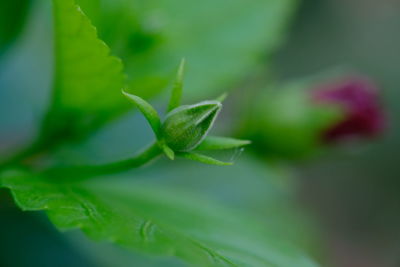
[215,92,228,102]
[167,58,186,112]
[161,143,175,160]
[178,152,233,166]
[195,136,251,151]
[122,90,162,139]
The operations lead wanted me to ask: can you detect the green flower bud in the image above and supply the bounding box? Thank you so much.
[123,61,249,166]
[161,100,222,152]
[243,86,341,160]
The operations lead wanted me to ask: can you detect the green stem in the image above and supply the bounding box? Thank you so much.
[42,142,162,181]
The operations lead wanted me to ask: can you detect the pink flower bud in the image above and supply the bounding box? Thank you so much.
[313,77,386,143]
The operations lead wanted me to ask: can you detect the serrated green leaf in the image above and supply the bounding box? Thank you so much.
[196,136,251,151]
[0,171,318,267]
[42,0,128,140]
[122,91,162,139]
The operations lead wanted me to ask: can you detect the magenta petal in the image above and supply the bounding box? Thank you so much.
[313,77,386,143]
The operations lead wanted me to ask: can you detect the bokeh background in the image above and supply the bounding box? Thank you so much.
[274,0,400,266]
[1,0,399,266]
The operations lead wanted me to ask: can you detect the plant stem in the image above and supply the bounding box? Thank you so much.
[42,142,162,181]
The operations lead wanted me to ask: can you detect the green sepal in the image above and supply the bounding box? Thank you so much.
[167,58,186,112]
[122,90,162,139]
[160,143,175,160]
[195,136,251,151]
[177,152,233,166]
[215,92,228,103]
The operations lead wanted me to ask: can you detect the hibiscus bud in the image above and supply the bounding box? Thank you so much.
[313,77,386,143]
[161,101,222,152]
[240,75,386,160]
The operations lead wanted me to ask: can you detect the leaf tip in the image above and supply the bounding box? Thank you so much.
[240,139,252,146]
[216,92,228,102]
[121,88,133,99]
[178,58,186,75]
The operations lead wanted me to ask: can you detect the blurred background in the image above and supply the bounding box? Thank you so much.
[274,0,400,266]
[1,0,399,266]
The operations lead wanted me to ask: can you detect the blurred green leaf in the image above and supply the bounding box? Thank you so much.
[0,0,31,57]
[0,171,318,267]
[76,0,297,99]
[41,0,128,143]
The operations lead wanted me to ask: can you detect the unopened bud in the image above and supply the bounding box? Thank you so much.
[161,101,222,152]
[241,75,386,160]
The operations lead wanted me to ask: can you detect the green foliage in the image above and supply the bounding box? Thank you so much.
[41,0,128,143]
[0,0,31,56]
[0,0,320,265]
[0,171,317,267]
[75,0,297,99]
[37,0,296,145]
